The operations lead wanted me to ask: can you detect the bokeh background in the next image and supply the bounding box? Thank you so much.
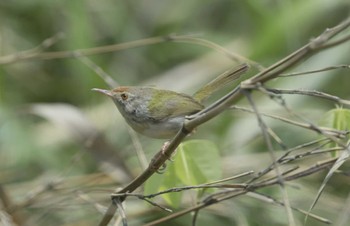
[1,1,350,226]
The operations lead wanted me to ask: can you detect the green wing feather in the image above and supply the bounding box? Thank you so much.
[148,89,204,121]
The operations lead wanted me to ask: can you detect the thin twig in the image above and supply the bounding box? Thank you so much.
[230,105,348,138]
[255,166,300,185]
[169,36,264,70]
[265,87,350,107]
[281,147,343,164]
[75,53,118,88]
[114,198,127,226]
[126,127,149,171]
[111,183,247,200]
[247,192,331,224]
[246,138,332,184]
[280,64,350,77]
[0,32,65,64]
[0,34,254,65]
[137,197,172,213]
[318,33,350,49]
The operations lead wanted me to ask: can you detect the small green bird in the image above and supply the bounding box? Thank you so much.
[92,63,248,139]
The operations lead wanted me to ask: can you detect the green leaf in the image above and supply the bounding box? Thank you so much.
[175,140,222,185]
[159,162,183,208]
[143,171,164,197]
[144,139,222,207]
[321,108,350,131]
[143,158,183,208]
[320,108,350,156]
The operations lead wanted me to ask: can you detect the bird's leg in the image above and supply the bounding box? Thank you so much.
[156,140,180,173]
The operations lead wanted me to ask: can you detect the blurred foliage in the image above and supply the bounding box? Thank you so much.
[1,0,350,226]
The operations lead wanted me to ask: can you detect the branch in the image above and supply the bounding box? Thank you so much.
[279,64,350,77]
[0,34,253,66]
[230,106,348,138]
[265,87,350,107]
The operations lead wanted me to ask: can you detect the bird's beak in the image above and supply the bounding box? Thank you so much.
[91,88,113,97]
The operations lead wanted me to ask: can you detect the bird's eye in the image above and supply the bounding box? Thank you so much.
[120,93,128,100]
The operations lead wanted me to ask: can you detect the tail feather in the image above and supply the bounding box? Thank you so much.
[193,63,249,103]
